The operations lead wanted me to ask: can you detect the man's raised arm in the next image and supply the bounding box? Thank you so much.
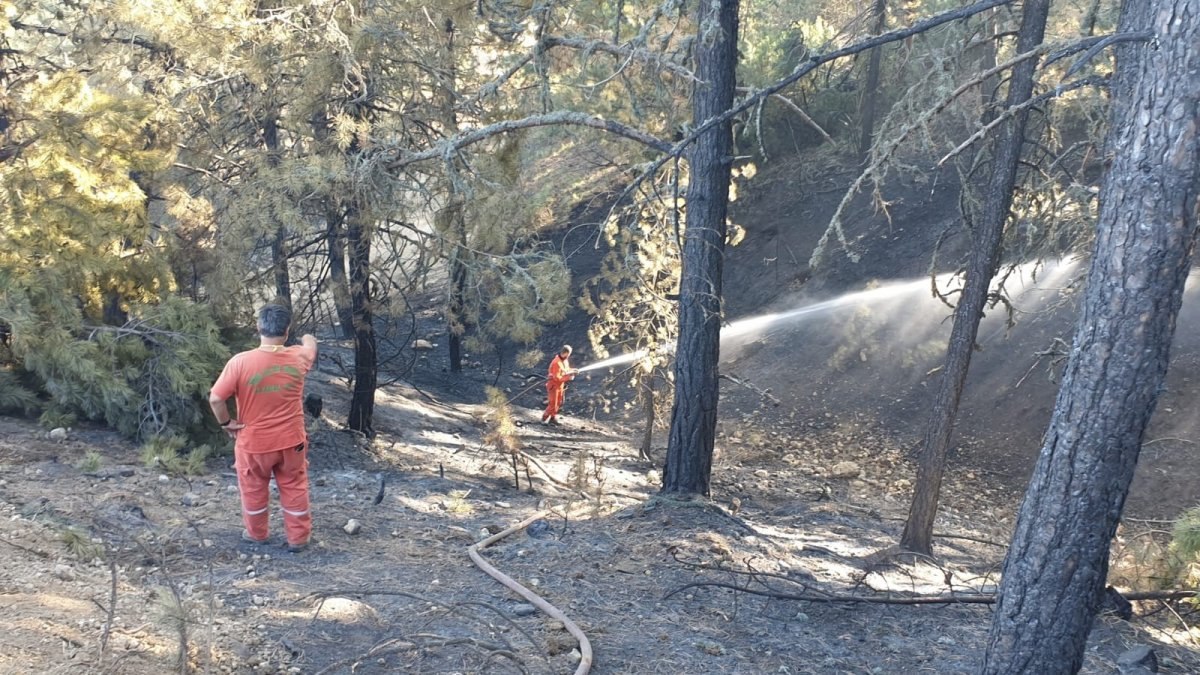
[300,334,318,362]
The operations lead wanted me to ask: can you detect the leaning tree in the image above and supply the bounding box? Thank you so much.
[900,0,1050,556]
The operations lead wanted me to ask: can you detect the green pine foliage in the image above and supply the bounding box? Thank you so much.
[582,165,685,417]
[4,297,229,440]
[0,370,39,415]
[1169,506,1200,588]
[483,387,521,457]
[37,408,78,430]
[76,451,103,473]
[0,62,230,440]
[59,528,103,561]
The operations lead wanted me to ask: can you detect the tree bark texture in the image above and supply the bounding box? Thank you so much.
[347,211,376,436]
[982,2,1200,672]
[899,0,1049,555]
[661,0,739,498]
[857,0,888,164]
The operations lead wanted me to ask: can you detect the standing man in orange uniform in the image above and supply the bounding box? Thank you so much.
[542,344,577,426]
[209,304,318,552]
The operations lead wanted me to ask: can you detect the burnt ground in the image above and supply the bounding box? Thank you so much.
[3,154,1200,673]
[2,380,1198,675]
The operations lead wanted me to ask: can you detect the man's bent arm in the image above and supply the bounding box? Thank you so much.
[208,392,232,426]
[300,334,318,360]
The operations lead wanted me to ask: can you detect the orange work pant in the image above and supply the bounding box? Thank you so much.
[236,443,311,546]
[543,383,565,420]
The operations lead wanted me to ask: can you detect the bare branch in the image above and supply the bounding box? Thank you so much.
[757,90,834,146]
[541,35,699,81]
[386,112,671,170]
[937,75,1106,167]
[459,52,535,110]
[601,0,1016,237]
[664,580,997,605]
[719,373,781,406]
[1052,30,1154,78]
[672,0,1015,163]
[817,33,1112,268]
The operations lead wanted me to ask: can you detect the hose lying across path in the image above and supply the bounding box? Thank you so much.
[467,511,594,675]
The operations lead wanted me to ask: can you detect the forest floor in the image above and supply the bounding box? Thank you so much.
[5,154,1200,674]
[1,366,1198,675]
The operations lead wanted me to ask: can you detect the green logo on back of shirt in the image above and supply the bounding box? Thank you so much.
[248,364,303,394]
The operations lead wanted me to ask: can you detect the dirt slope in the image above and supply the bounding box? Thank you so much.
[0,365,1196,673]
[714,155,1200,520]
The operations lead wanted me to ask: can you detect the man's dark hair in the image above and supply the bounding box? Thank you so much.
[258,304,292,338]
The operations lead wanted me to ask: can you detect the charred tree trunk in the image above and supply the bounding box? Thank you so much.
[264,112,291,308]
[441,16,469,374]
[857,0,887,164]
[977,9,1001,123]
[1081,0,1102,36]
[661,0,739,498]
[310,109,353,338]
[899,0,1049,556]
[323,202,354,338]
[448,246,467,372]
[639,375,656,461]
[982,2,1200,672]
[347,210,376,436]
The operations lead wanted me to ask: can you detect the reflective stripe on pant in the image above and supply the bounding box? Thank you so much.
[236,442,312,546]
[543,383,565,420]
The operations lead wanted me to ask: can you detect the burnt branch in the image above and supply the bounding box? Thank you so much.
[665,580,996,605]
[387,111,671,169]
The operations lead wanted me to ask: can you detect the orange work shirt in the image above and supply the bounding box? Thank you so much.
[211,345,316,454]
[547,354,572,387]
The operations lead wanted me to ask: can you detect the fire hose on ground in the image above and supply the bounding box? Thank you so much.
[467,511,594,675]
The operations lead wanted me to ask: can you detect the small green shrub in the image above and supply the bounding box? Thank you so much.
[0,370,39,415]
[76,450,102,473]
[141,435,211,476]
[140,434,186,471]
[59,528,102,561]
[1168,506,1200,587]
[38,408,77,430]
[184,444,212,475]
[444,489,474,515]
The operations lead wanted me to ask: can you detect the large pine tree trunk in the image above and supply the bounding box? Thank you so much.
[982,2,1200,672]
[857,0,887,164]
[661,0,739,498]
[898,0,1049,556]
[347,211,376,436]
